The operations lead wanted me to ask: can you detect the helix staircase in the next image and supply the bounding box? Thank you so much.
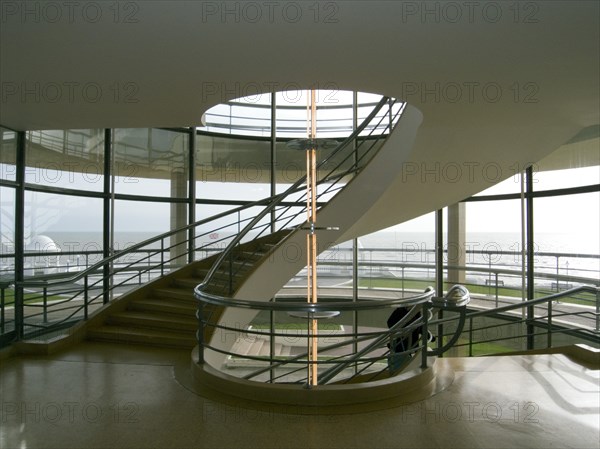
[15,96,415,370]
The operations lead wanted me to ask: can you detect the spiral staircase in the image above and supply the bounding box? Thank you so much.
[80,97,417,355]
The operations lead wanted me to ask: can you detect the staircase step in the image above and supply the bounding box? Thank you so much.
[129,298,196,316]
[173,278,204,289]
[87,325,197,349]
[247,339,266,356]
[233,251,264,262]
[279,345,291,357]
[107,310,197,332]
[152,287,194,301]
[258,340,275,356]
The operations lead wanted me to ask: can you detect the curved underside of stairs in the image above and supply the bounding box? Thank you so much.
[203,104,424,366]
[84,104,422,354]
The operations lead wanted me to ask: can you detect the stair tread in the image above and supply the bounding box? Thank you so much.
[89,324,196,339]
[111,310,197,325]
[153,287,194,296]
[133,297,195,307]
[129,298,197,315]
[174,278,204,287]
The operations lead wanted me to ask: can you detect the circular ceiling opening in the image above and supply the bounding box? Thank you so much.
[199,89,402,139]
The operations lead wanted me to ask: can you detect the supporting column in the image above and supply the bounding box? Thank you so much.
[14,131,26,340]
[170,169,188,266]
[270,91,277,232]
[306,89,318,387]
[188,128,196,264]
[352,91,359,373]
[447,202,466,284]
[526,166,535,350]
[103,129,111,304]
[435,209,444,354]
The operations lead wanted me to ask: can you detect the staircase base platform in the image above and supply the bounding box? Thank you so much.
[185,349,453,414]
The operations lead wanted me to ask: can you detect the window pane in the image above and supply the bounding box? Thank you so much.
[1,187,15,279]
[196,133,271,201]
[23,191,104,273]
[358,213,436,299]
[534,192,599,293]
[464,200,524,307]
[533,166,600,191]
[25,129,105,191]
[0,127,17,182]
[113,129,189,198]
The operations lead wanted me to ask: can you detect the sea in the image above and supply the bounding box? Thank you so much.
[8,230,597,289]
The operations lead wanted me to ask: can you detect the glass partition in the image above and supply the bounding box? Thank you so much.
[25,129,104,192]
[0,127,17,182]
[113,128,189,198]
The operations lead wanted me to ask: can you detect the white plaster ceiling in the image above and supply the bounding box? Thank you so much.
[1,1,598,228]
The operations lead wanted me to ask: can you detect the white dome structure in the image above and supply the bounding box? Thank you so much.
[25,235,60,269]
[25,235,59,253]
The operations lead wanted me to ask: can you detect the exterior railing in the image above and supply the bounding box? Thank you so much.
[1,244,598,340]
[200,98,390,138]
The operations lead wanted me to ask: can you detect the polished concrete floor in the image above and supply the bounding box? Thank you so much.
[0,342,598,449]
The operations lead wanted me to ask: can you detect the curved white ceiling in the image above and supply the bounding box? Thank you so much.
[1,1,598,222]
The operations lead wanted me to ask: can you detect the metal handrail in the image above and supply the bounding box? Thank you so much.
[197,96,398,294]
[3,98,399,339]
[198,285,433,313]
[237,289,436,382]
[196,285,599,385]
[197,285,468,385]
[426,285,598,326]
[15,190,306,289]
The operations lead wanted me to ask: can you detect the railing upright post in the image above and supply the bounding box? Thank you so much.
[421,303,429,369]
[555,255,560,292]
[495,272,499,307]
[0,287,4,333]
[43,287,48,323]
[84,275,89,320]
[596,285,600,332]
[547,300,552,349]
[468,317,473,357]
[197,301,205,365]
[160,239,164,276]
[228,253,233,295]
[388,97,393,132]
[269,305,275,383]
[401,267,405,293]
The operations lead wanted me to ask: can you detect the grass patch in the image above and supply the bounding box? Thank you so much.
[358,278,595,306]
[250,322,343,331]
[1,289,66,306]
[443,336,519,357]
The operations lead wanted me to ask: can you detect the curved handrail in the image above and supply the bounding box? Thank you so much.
[17,97,394,292]
[197,96,398,294]
[16,186,308,289]
[196,284,599,385]
[431,285,599,325]
[11,97,401,338]
[197,287,436,383]
[197,285,434,313]
[195,285,472,385]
